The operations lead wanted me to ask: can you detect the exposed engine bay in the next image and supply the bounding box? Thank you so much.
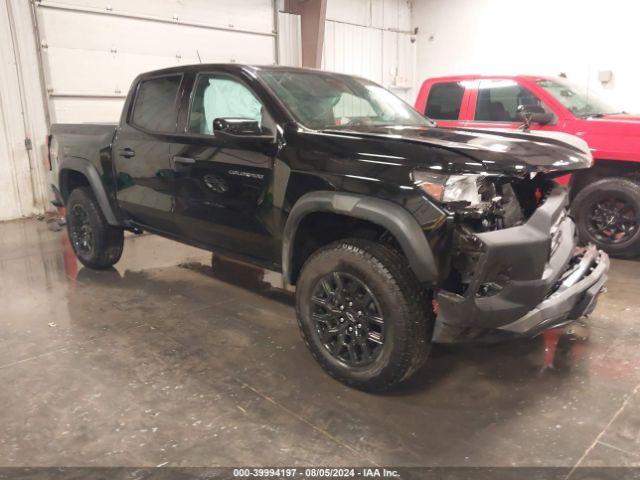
[442,174,560,296]
[445,173,557,233]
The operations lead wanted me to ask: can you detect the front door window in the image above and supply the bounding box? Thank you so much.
[475,80,550,122]
[188,75,264,135]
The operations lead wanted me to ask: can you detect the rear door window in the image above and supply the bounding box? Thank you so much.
[131,75,182,132]
[475,79,549,122]
[425,82,465,120]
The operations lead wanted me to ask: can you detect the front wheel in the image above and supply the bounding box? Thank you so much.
[572,177,640,258]
[66,187,124,269]
[295,238,432,391]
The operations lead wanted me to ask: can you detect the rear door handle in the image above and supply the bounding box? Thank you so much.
[119,147,135,158]
[173,156,196,165]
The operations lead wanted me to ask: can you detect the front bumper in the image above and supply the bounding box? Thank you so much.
[433,186,609,343]
[500,244,608,334]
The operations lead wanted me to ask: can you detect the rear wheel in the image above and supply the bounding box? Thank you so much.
[295,238,432,391]
[66,187,124,269]
[572,177,640,258]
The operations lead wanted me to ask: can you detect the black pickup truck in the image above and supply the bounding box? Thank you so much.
[49,64,609,391]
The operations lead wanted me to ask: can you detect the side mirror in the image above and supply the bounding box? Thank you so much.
[212,118,275,144]
[517,105,553,131]
[213,118,262,135]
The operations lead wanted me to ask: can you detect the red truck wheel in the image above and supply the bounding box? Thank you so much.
[572,177,640,258]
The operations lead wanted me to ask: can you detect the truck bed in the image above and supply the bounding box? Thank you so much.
[50,123,117,172]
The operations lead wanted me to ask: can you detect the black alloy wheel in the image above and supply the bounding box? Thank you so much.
[311,271,385,367]
[65,187,124,269]
[587,197,637,245]
[68,203,95,256]
[295,238,432,391]
[573,177,640,258]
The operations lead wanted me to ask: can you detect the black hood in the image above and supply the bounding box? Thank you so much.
[320,125,593,175]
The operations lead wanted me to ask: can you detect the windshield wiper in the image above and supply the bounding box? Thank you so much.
[581,111,627,118]
[323,123,429,130]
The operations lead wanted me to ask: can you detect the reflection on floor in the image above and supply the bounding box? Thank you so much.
[0,218,639,468]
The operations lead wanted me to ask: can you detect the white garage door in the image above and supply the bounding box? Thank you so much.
[34,0,277,124]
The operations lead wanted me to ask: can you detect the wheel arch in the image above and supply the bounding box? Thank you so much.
[282,191,439,285]
[570,159,640,200]
[59,157,122,226]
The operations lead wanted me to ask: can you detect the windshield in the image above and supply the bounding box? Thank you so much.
[258,70,431,130]
[537,79,620,117]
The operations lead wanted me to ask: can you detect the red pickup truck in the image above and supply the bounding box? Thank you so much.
[415,75,640,257]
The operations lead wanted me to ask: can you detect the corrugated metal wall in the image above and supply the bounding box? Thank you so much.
[322,0,415,101]
[277,12,302,67]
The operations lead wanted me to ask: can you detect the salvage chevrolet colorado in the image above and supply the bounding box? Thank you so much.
[48,65,609,391]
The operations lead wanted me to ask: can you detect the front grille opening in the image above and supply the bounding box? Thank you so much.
[441,225,485,297]
[442,175,560,298]
[511,175,557,218]
[453,175,557,234]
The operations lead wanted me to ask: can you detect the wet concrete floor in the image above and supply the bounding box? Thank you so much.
[0,218,639,468]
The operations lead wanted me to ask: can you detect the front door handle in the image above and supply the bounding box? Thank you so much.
[119,147,135,158]
[173,156,196,165]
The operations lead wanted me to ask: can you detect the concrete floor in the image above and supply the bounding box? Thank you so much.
[1,217,639,468]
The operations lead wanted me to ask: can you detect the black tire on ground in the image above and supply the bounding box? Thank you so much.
[295,238,433,391]
[65,187,124,269]
[572,177,640,259]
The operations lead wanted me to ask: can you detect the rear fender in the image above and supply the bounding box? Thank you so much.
[59,157,121,226]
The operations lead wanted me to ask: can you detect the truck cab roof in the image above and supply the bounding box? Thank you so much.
[133,63,363,81]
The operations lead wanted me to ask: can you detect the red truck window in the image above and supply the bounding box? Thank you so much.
[425,82,465,120]
[475,80,547,122]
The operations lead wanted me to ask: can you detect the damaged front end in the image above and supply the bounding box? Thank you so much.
[414,171,610,343]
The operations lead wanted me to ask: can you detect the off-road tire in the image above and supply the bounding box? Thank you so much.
[572,177,640,258]
[65,187,124,269]
[295,238,433,391]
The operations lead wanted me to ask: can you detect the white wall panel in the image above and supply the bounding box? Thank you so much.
[4,0,51,220]
[323,21,383,83]
[383,0,411,31]
[0,0,41,220]
[50,98,123,125]
[326,0,411,30]
[0,36,28,220]
[41,12,275,93]
[382,30,415,94]
[277,12,302,67]
[35,0,276,123]
[326,0,372,25]
[323,0,415,100]
[38,0,275,34]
